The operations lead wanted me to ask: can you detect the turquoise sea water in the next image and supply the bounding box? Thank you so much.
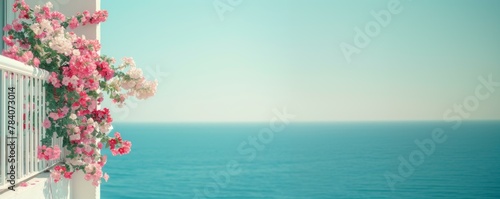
[101,121,500,198]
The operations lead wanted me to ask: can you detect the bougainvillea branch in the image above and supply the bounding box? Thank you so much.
[2,0,157,186]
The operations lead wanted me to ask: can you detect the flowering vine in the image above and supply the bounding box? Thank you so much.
[2,0,157,186]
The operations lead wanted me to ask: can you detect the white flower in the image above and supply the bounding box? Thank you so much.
[127,67,143,79]
[84,164,95,173]
[122,57,136,67]
[135,80,158,100]
[34,5,41,13]
[72,49,80,56]
[30,23,42,35]
[48,33,73,55]
[69,113,77,120]
[45,2,53,8]
[40,19,53,34]
[99,123,111,134]
[121,80,135,90]
[107,78,121,91]
[126,90,136,97]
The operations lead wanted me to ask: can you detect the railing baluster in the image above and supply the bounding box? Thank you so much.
[30,77,34,174]
[17,74,23,179]
[41,79,46,171]
[26,77,30,175]
[38,81,41,172]
[30,79,36,172]
[22,75,26,174]
[24,75,28,177]
[23,75,28,177]
[24,76,28,176]
[34,78,39,174]
[29,78,33,174]
[23,76,28,177]
[25,76,28,176]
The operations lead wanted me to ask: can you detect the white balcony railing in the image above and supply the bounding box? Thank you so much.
[0,55,64,191]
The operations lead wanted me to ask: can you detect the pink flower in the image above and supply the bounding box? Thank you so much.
[37,145,61,160]
[42,118,51,128]
[2,36,15,47]
[61,106,69,116]
[70,75,79,85]
[12,19,23,31]
[88,100,97,112]
[51,170,61,183]
[64,171,73,179]
[37,145,46,159]
[72,102,80,110]
[62,76,71,86]
[19,182,28,187]
[12,2,18,12]
[3,24,12,31]
[81,11,91,25]
[108,139,117,149]
[33,57,40,67]
[42,5,51,18]
[48,72,61,88]
[19,51,34,63]
[69,17,79,29]
[103,173,109,182]
[114,132,121,140]
[2,47,19,61]
[75,147,83,154]
[99,155,107,166]
[51,11,65,21]
[19,10,29,19]
[50,145,61,160]
[51,19,61,30]
[123,141,131,148]
[84,173,92,181]
[92,180,99,187]
[49,112,59,120]
[111,148,118,156]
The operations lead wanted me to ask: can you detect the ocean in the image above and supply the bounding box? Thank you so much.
[100,121,500,199]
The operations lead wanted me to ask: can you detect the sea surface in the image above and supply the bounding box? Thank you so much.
[101,121,500,199]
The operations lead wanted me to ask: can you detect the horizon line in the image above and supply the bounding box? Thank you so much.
[113,119,500,124]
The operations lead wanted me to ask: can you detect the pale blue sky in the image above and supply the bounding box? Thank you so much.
[100,0,500,122]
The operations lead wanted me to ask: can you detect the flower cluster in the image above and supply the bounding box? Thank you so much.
[51,165,74,183]
[37,145,61,161]
[3,0,157,186]
[84,163,107,186]
[107,58,158,107]
[108,132,132,156]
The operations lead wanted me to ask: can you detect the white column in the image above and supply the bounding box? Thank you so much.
[70,171,100,199]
